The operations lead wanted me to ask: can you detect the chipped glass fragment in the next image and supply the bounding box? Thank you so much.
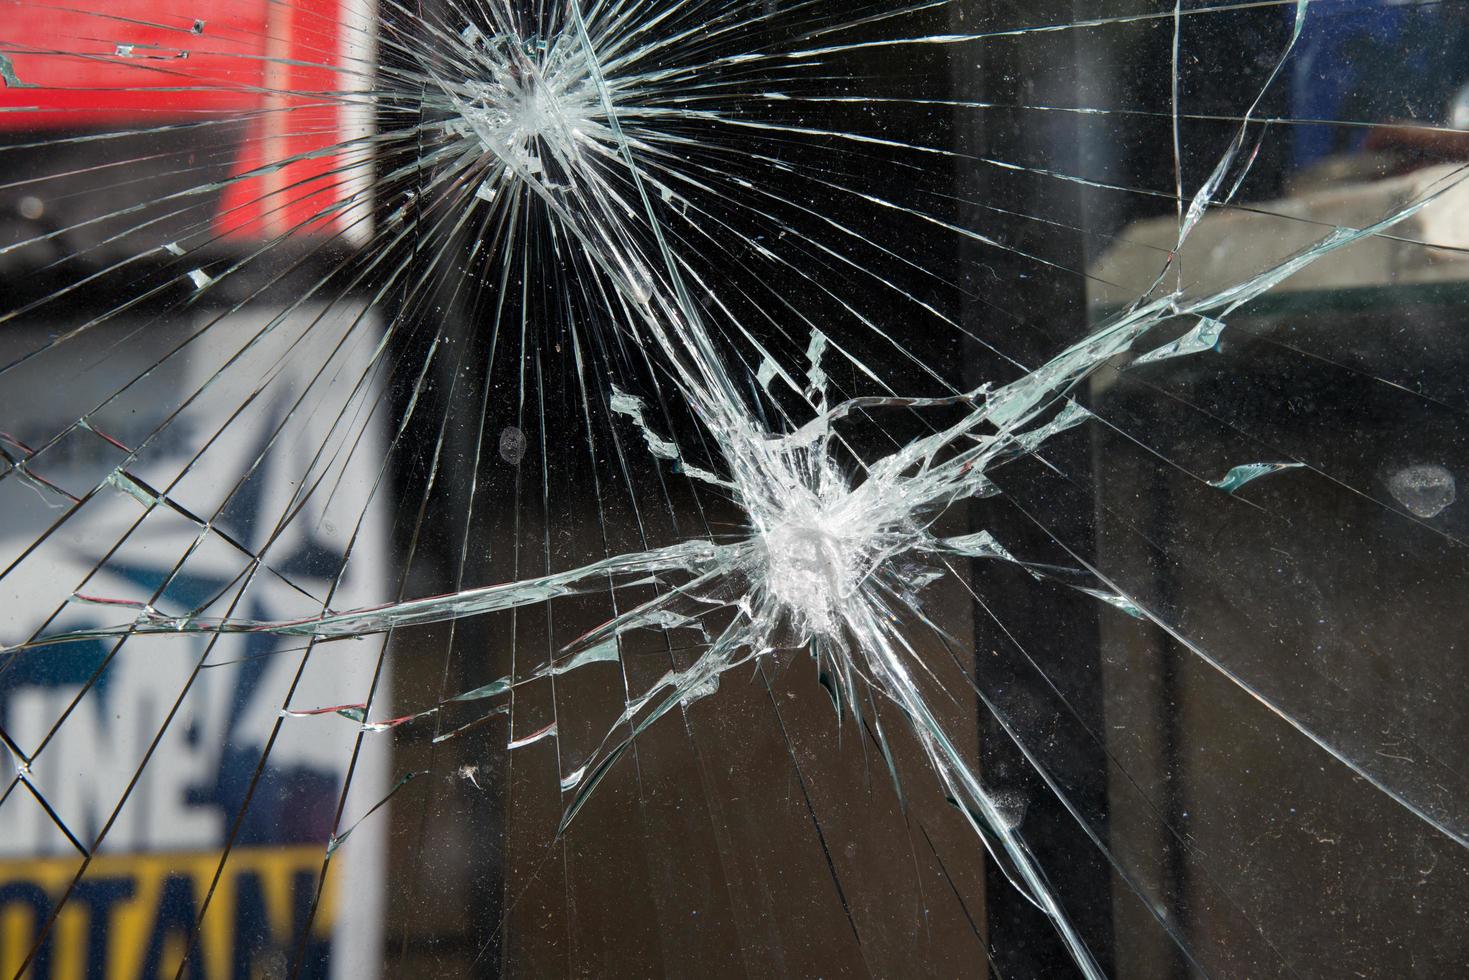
[1387,463,1457,519]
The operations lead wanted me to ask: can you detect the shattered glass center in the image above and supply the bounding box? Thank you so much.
[761,518,860,637]
[441,28,603,182]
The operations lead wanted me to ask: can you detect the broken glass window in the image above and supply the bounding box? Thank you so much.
[1,0,1468,976]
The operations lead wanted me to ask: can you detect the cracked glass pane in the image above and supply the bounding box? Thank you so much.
[1,0,1468,977]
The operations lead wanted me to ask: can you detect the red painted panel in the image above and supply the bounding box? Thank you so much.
[0,0,364,239]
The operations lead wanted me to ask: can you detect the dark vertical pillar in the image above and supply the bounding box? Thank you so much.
[952,2,1116,975]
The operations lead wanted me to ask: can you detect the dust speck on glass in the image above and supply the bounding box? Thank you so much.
[1,0,1467,977]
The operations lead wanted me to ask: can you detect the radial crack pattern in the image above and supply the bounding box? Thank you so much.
[3,0,1469,977]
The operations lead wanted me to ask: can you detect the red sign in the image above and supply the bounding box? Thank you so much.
[0,0,372,238]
